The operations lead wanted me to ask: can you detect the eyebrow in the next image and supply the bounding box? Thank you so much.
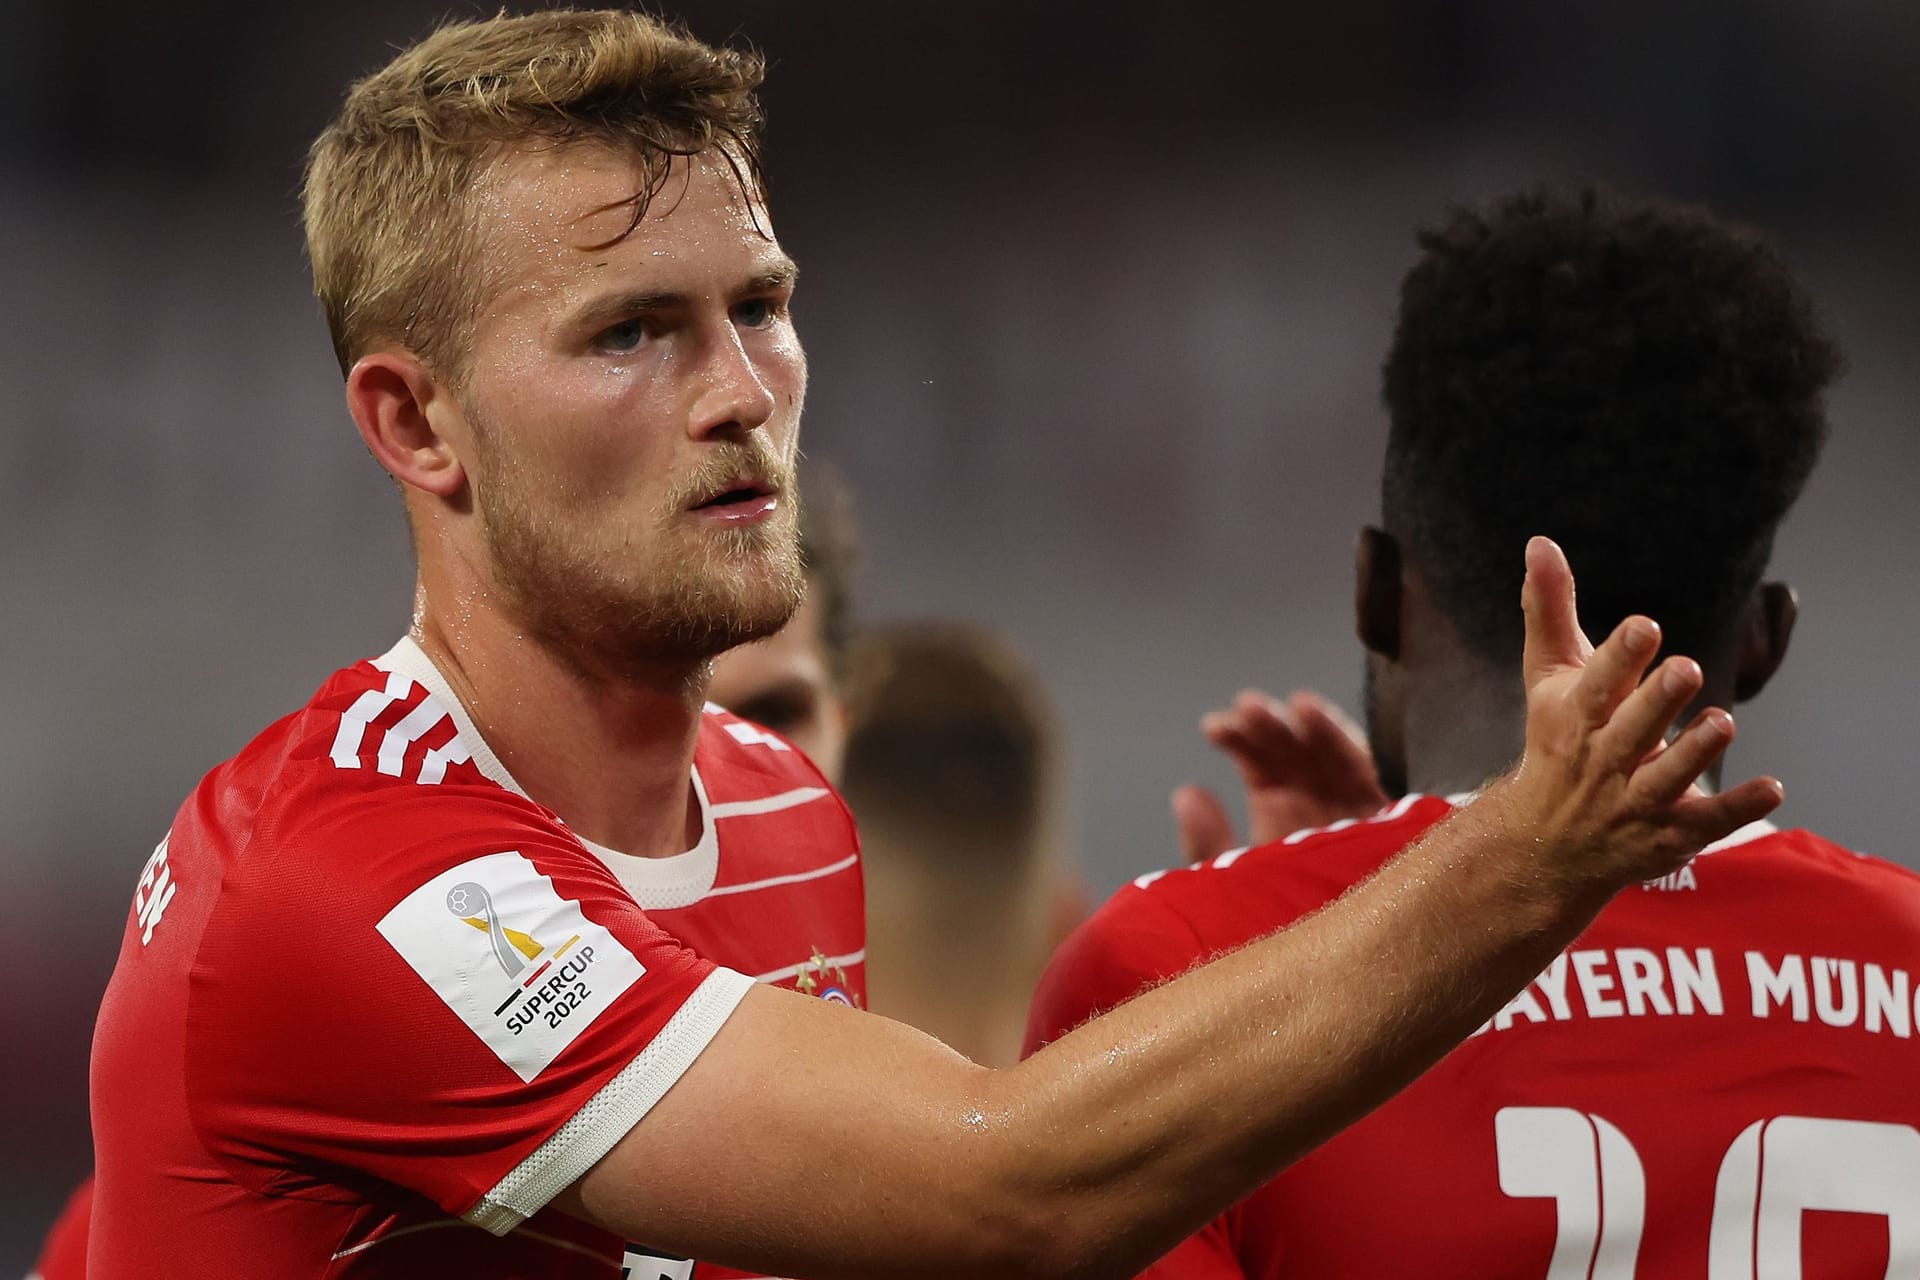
[568,259,799,331]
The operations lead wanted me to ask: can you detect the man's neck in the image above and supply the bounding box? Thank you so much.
[1403,667,1732,800]
[411,581,708,860]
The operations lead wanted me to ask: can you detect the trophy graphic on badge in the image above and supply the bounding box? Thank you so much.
[446,880,543,979]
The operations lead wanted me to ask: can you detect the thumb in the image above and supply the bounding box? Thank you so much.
[1172,783,1238,865]
[1521,535,1593,688]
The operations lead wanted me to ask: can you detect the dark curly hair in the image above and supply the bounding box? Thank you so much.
[1382,184,1842,665]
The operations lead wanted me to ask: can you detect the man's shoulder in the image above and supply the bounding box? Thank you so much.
[696,701,838,792]
[209,655,494,799]
[184,655,574,910]
[690,703,860,912]
[1738,825,1920,886]
[1124,794,1461,946]
[1690,823,1920,927]
[1025,796,1456,1052]
[694,703,854,836]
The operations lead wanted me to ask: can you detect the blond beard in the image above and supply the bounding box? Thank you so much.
[472,433,805,675]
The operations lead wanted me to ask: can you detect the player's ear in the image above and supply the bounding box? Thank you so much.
[1732,581,1797,703]
[344,350,468,499]
[1355,526,1403,662]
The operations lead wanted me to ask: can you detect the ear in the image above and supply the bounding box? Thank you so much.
[344,351,467,499]
[1355,526,1403,661]
[1733,581,1797,703]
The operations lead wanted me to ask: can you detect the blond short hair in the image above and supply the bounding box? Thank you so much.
[303,9,765,379]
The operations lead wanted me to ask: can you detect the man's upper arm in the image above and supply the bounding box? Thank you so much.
[554,978,1004,1274]
[186,787,746,1232]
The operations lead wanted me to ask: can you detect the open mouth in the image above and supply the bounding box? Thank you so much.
[689,477,781,521]
[693,481,775,511]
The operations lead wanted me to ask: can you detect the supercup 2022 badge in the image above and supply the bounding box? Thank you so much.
[378,851,647,1082]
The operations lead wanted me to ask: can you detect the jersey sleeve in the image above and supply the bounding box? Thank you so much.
[1023,886,1212,1055]
[184,782,752,1233]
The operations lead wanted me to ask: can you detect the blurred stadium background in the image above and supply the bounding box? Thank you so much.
[5,0,1918,1263]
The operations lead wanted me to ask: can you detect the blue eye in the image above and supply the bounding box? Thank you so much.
[594,319,648,353]
[734,298,775,328]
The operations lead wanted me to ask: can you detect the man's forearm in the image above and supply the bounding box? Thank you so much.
[566,545,1780,1280]
[990,785,1601,1276]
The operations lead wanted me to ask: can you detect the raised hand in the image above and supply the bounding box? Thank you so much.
[1481,537,1784,897]
[1173,691,1388,865]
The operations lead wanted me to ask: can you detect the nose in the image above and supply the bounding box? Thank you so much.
[688,323,779,441]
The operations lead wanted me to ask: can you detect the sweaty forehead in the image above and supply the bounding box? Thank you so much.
[467,144,776,301]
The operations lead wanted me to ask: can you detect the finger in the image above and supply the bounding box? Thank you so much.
[1291,693,1378,779]
[1203,715,1260,763]
[1206,700,1309,788]
[1200,709,1234,745]
[1521,536,1594,688]
[1200,710,1260,756]
[1293,691,1369,754]
[1571,615,1665,730]
[1626,703,1729,805]
[1233,691,1302,745]
[1229,695,1313,780]
[1172,784,1238,865]
[1595,651,1702,769]
[1234,687,1286,718]
[1666,776,1785,850]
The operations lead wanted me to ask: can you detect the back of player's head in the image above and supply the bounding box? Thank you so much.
[1381,184,1841,665]
[840,623,1058,870]
[798,462,860,684]
[304,9,766,380]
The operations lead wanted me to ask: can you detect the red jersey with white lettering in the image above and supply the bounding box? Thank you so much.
[89,637,863,1280]
[1026,795,1920,1279]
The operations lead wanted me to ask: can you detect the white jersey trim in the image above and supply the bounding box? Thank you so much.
[709,785,830,819]
[375,637,723,909]
[574,770,722,911]
[464,965,755,1235]
[753,948,867,985]
[1699,817,1780,856]
[707,851,859,899]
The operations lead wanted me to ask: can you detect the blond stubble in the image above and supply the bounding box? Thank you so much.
[471,430,805,674]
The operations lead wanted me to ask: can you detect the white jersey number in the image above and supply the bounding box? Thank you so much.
[1495,1108,1920,1278]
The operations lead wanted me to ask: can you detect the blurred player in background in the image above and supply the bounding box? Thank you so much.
[840,622,1086,1067]
[1027,185,1920,1276]
[84,10,1783,1275]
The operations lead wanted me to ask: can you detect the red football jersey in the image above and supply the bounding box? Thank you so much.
[89,637,863,1279]
[27,1177,90,1280]
[1026,795,1920,1278]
